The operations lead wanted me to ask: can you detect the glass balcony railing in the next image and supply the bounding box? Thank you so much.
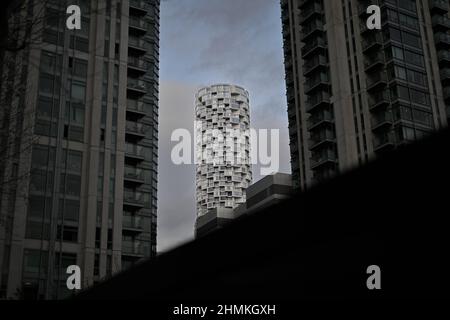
[123,191,145,205]
[122,240,145,256]
[128,37,148,50]
[129,18,149,30]
[128,57,149,70]
[126,121,146,135]
[127,78,147,92]
[429,0,449,13]
[122,215,144,230]
[127,99,148,113]
[124,166,145,181]
[125,143,145,158]
[129,0,148,12]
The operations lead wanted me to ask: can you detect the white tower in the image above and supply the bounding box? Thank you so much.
[195,84,252,216]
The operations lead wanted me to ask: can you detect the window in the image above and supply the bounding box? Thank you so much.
[72,59,88,78]
[59,199,80,222]
[37,96,59,119]
[57,226,78,242]
[65,102,85,126]
[71,82,86,101]
[61,149,83,173]
[60,174,81,197]
[32,145,56,168]
[23,250,48,276]
[39,74,54,94]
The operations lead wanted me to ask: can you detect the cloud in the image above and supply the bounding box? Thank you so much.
[157,0,290,252]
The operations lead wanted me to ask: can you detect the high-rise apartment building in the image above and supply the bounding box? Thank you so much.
[195,84,252,217]
[281,0,449,189]
[0,0,159,299]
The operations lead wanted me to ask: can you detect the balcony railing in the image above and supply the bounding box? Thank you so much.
[307,110,334,130]
[128,57,149,70]
[129,0,148,12]
[122,215,144,230]
[366,72,387,91]
[309,129,335,150]
[122,241,145,256]
[368,91,390,110]
[364,53,384,71]
[125,144,145,159]
[371,111,394,130]
[123,191,145,206]
[128,37,148,51]
[300,2,323,23]
[129,17,149,31]
[438,50,450,65]
[301,37,327,58]
[435,33,450,47]
[127,78,147,92]
[124,166,145,181]
[432,15,450,30]
[362,34,383,53]
[429,0,449,13]
[373,131,396,152]
[126,121,146,135]
[127,99,148,114]
[310,149,337,169]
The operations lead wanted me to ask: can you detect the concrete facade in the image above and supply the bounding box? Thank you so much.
[281,0,450,190]
[0,0,159,299]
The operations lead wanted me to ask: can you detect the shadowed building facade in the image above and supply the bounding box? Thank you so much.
[281,0,449,189]
[0,0,159,299]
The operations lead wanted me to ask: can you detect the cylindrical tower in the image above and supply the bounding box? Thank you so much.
[195,84,252,217]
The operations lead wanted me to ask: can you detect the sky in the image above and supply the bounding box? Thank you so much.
[157,0,291,252]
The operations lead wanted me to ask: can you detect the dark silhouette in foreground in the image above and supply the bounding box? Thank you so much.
[75,128,450,300]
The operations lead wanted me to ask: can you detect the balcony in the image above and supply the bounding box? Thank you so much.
[309,129,335,150]
[128,36,148,52]
[124,166,145,184]
[364,53,384,72]
[366,72,387,92]
[128,56,149,72]
[304,73,330,94]
[362,34,383,53]
[129,17,149,33]
[122,215,144,232]
[429,0,449,14]
[125,144,145,161]
[368,91,390,110]
[300,2,323,23]
[433,15,450,31]
[127,78,147,94]
[310,149,337,169]
[305,91,331,113]
[373,131,396,153]
[440,68,450,84]
[127,99,148,117]
[129,0,148,14]
[307,109,334,130]
[438,50,450,66]
[434,33,450,48]
[444,87,450,103]
[371,111,394,131]
[301,19,325,40]
[123,191,145,208]
[122,241,145,257]
[301,37,327,58]
[303,54,327,76]
[126,121,146,138]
